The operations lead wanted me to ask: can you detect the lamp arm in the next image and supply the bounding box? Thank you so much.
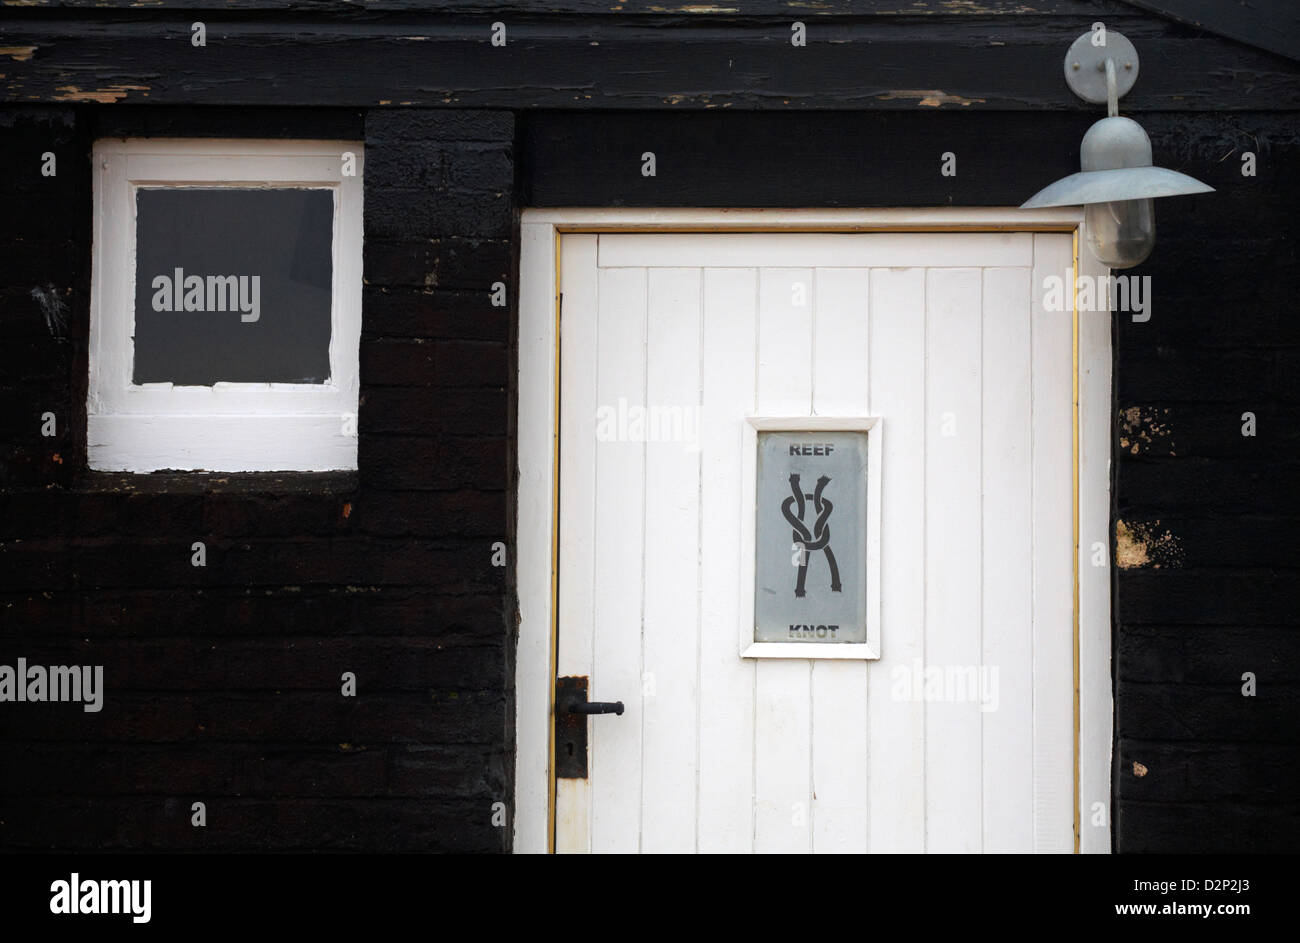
[1105,57,1119,117]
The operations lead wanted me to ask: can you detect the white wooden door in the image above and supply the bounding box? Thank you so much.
[555,230,1075,854]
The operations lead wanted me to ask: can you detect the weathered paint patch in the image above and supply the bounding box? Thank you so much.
[0,47,37,62]
[876,89,986,107]
[938,1,1045,13]
[1119,405,1175,456]
[52,84,149,103]
[1116,519,1183,570]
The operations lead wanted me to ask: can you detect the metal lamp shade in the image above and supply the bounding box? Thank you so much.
[1021,116,1214,208]
[1021,165,1214,208]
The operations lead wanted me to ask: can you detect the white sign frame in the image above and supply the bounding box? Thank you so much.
[740,416,883,660]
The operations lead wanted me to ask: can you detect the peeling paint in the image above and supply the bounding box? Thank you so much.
[647,5,741,11]
[1132,761,1148,777]
[53,84,149,103]
[1119,405,1176,456]
[876,89,985,107]
[937,0,1043,13]
[0,47,37,62]
[1116,519,1183,570]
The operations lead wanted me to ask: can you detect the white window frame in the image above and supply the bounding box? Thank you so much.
[740,416,883,660]
[89,138,364,472]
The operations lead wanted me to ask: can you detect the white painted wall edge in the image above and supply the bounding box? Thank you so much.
[514,220,560,854]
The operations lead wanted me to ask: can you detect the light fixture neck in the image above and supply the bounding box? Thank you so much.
[1104,57,1119,117]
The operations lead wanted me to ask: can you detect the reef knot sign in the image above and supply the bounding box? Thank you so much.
[754,430,870,644]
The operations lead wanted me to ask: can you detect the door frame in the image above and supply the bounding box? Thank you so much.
[514,207,1113,854]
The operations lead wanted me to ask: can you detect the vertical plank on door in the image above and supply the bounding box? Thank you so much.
[555,234,600,853]
[810,267,870,854]
[698,267,758,853]
[754,266,814,854]
[865,267,926,853]
[641,268,703,852]
[980,265,1035,853]
[1030,233,1076,853]
[589,263,648,854]
[923,267,984,853]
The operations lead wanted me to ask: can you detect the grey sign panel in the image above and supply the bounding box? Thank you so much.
[133,187,334,385]
[754,431,869,643]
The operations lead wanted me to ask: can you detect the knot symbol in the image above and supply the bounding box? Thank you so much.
[781,473,842,598]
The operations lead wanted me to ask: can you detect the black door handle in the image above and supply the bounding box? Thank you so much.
[555,677,621,779]
[569,700,624,716]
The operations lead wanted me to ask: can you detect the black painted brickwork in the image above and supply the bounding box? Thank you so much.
[0,106,517,852]
[1110,114,1300,852]
[0,10,1297,856]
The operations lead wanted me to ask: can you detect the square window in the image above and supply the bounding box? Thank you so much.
[89,139,364,472]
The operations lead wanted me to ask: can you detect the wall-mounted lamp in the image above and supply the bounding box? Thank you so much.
[1021,30,1214,268]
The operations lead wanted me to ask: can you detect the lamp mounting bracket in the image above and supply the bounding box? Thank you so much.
[1064,29,1139,109]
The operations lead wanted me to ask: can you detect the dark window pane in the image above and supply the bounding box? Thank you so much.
[133,187,334,385]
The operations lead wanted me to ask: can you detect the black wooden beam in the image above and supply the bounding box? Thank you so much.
[0,1,1127,14]
[520,110,1097,207]
[2,14,1296,109]
[1121,0,1300,64]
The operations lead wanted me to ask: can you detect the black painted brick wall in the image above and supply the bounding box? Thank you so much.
[1112,113,1300,852]
[3,97,1298,855]
[0,106,517,852]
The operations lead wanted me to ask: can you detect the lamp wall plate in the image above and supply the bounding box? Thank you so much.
[1064,30,1139,104]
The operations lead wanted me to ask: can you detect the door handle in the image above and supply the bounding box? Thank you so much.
[569,700,624,716]
[556,677,624,778]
